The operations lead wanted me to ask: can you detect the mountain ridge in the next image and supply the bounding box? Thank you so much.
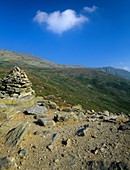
[98,66,130,80]
[0,49,130,114]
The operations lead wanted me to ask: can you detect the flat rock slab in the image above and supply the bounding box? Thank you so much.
[6,122,30,147]
[26,105,47,115]
[0,156,16,170]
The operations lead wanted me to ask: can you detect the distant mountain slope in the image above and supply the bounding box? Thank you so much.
[0,49,63,68]
[0,49,130,114]
[98,67,130,80]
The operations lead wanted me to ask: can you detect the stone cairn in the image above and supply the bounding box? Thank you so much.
[0,66,35,99]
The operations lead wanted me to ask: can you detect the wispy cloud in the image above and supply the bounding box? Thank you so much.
[33,9,89,34]
[119,61,130,72]
[84,5,97,13]
[123,66,130,72]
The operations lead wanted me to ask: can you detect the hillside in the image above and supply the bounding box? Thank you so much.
[98,66,130,80]
[0,49,130,114]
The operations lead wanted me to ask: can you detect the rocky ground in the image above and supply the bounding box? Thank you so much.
[0,105,130,170]
[0,67,130,170]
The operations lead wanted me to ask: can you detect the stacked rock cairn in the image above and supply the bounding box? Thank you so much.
[0,66,35,98]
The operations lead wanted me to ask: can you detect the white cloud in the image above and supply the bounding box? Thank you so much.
[123,66,130,72]
[84,5,97,13]
[33,9,88,34]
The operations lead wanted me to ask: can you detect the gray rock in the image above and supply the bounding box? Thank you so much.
[62,107,72,112]
[6,122,30,147]
[47,144,54,151]
[86,160,108,170]
[118,121,130,130]
[49,101,58,109]
[18,149,28,158]
[72,104,83,112]
[38,99,58,109]
[77,112,86,120]
[109,161,129,170]
[54,112,78,122]
[52,133,61,143]
[76,124,89,136]
[103,110,110,117]
[86,110,93,114]
[26,105,47,115]
[47,133,61,151]
[0,156,16,170]
[62,138,71,147]
[0,102,8,112]
[38,118,55,126]
[0,102,19,120]
[85,161,129,170]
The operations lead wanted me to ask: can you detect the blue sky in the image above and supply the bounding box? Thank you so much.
[0,0,130,70]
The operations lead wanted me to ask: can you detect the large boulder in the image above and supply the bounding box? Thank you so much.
[26,105,47,116]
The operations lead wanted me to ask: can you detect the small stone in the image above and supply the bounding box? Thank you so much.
[52,133,61,143]
[76,124,89,136]
[33,131,40,135]
[103,110,109,117]
[72,104,82,112]
[91,134,97,138]
[49,101,58,109]
[86,110,92,114]
[47,144,54,151]
[18,149,28,158]
[91,148,99,155]
[62,139,71,147]
[54,159,59,164]
[100,148,105,152]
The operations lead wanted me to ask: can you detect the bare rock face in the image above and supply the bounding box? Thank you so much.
[0,67,36,119]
